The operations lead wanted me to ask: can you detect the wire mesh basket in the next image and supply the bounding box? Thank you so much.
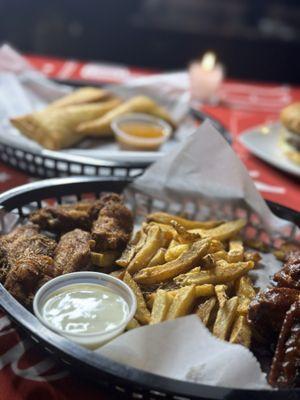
[0,176,299,400]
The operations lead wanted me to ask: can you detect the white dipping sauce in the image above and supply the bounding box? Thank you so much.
[42,283,129,335]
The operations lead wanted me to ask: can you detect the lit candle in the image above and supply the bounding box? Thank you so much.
[189,52,224,103]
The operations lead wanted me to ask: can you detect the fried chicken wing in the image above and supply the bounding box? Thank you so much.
[29,193,126,234]
[29,201,93,232]
[54,229,94,275]
[248,287,300,342]
[0,224,56,283]
[273,251,300,290]
[4,255,55,308]
[92,197,133,251]
[268,300,300,388]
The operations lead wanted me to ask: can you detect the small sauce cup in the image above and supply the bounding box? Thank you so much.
[111,113,172,151]
[33,272,136,349]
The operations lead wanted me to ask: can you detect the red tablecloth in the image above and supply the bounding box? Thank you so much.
[0,54,299,400]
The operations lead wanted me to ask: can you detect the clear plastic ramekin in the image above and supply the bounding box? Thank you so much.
[33,272,137,350]
[111,113,172,151]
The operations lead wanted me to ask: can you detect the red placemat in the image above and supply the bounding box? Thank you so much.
[0,54,299,400]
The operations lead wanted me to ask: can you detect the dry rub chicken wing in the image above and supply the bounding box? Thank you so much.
[0,224,56,283]
[92,197,133,252]
[29,201,94,232]
[4,255,55,308]
[54,229,94,275]
[29,193,128,234]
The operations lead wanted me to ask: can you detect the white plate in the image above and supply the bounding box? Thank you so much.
[239,122,300,178]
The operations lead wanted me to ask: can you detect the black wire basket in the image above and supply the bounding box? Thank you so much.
[0,141,147,179]
[0,176,299,400]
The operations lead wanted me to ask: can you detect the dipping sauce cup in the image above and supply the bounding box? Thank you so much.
[33,272,137,349]
[111,113,172,151]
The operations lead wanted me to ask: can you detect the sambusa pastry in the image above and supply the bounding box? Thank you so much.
[76,95,175,135]
[280,102,300,165]
[10,98,121,150]
[49,87,110,108]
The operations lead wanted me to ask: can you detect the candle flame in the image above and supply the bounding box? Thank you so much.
[201,52,216,71]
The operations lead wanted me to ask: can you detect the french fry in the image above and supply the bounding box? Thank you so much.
[190,219,246,241]
[208,240,224,254]
[148,248,166,267]
[244,239,269,253]
[126,318,141,331]
[202,251,228,268]
[236,276,256,315]
[215,285,228,308]
[168,238,180,248]
[110,269,125,280]
[169,283,214,298]
[165,243,190,262]
[147,212,223,229]
[150,290,173,324]
[116,230,146,268]
[147,223,177,240]
[170,221,201,243]
[128,225,167,274]
[175,260,254,286]
[134,239,210,285]
[244,251,261,264]
[229,315,251,347]
[91,251,120,267]
[123,272,150,324]
[213,296,239,340]
[228,239,244,263]
[197,297,217,327]
[147,283,214,308]
[166,285,196,320]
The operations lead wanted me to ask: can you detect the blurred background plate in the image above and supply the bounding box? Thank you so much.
[240,122,300,178]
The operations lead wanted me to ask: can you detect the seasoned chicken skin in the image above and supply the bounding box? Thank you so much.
[29,201,94,232]
[92,195,133,251]
[54,229,94,275]
[0,224,56,283]
[4,255,55,308]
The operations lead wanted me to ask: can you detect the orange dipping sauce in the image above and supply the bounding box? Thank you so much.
[119,122,165,139]
[112,113,172,151]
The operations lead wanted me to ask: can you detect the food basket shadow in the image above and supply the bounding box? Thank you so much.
[0,176,299,400]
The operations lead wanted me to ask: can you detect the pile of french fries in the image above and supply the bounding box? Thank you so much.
[110,212,261,348]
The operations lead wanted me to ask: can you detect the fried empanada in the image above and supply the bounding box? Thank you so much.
[10,98,121,150]
[76,95,175,136]
[49,87,110,108]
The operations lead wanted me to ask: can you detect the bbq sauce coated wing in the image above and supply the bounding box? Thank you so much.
[92,197,133,252]
[248,287,300,342]
[0,224,56,283]
[273,251,300,290]
[54,229,94,275]
[269,300,300,388]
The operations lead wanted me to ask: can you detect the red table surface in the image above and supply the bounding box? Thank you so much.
[0,54,299,400]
